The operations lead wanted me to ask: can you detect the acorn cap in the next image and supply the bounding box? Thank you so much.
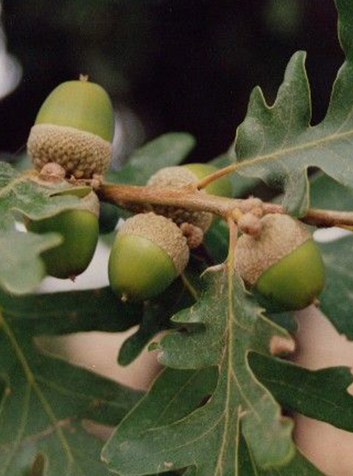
[28,124,112,178]
[234,213,310,285]
[119,212,189,275]
[146,166,213,231]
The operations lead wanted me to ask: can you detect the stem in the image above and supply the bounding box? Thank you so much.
[192,164,237,191]
[98,182,353,228]
[181,273,200,301]
[262,203,353,228]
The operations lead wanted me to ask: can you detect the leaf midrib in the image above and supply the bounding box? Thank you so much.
[236,125,353,172]
[0,310,85,474]
[0,173,29,201]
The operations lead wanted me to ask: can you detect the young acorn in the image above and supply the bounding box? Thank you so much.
[26,191,99,279]
[146,164,232,232]
[27,75,114,179]
[234,213,325,311]
[108,212,189,301]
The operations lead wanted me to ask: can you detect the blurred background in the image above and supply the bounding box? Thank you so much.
[0,0,343,166]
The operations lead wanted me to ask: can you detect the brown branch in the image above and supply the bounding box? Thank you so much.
[99,183,242,216]
[262,203,353,228]
[98,182,353,228]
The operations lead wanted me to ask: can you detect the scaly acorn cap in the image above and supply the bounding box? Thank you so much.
[27,77,114,179]
[28,125,112,179]
[234,213,310,285]
[146,166,213,231]
[118,212,189,275]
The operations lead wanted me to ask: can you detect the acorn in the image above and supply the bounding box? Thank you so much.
[108,212,189,301]
[146,164,232,232]
[27,76,114,179]
[26,191,99,279]
[234,214,325,311]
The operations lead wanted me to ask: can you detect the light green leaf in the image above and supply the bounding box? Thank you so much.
[310,173,353,211]
[233,0,353,216]
[0,230,61,295]
[0,162,94,294]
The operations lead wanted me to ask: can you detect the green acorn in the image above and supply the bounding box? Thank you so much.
[234,214,325,311]
[27,76,114,179]
[147,164,232,232]
[108,213,189,301]
[26,191,99,279]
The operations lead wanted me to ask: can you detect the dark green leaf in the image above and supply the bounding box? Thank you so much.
[319,236,353,338]
[239,431,326,476]
[250,353,353,432]
[98,201,121,234]
[266,312,297,332]
[233,0,353,216]
[0,311,141,476]
[102,367,218,473]
[0,287,141,336]
[203,217,229,264]
[103,272,295,474]
[307,172,353,338]
[118,276,196,366]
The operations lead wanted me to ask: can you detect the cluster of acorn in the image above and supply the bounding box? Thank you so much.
[26,77,325,311]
